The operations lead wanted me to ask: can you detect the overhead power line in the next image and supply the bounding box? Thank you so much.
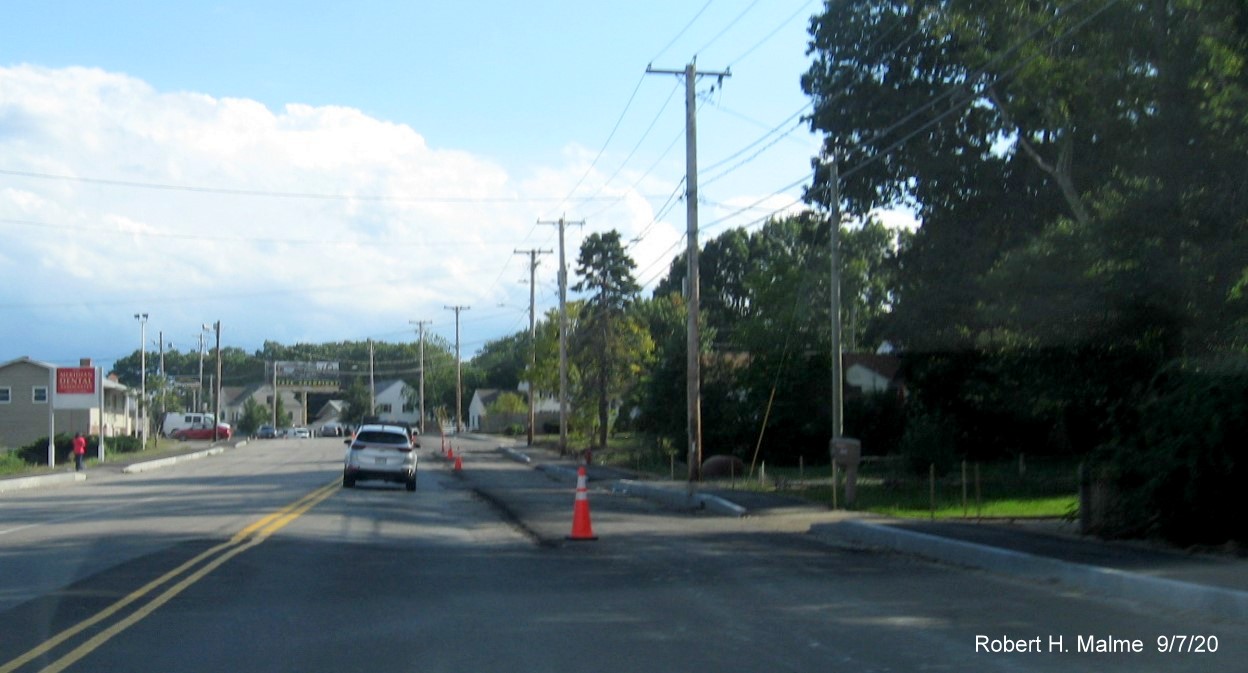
[0,168,657,204]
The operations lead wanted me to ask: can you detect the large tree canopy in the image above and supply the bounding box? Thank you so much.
[803,0,1248,355]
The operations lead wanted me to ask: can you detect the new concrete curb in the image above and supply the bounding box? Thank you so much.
[498,446,532,464]
[816,519,1248,623]
[121,446,228,473]
[0,471,87,493]
[613,479,749,518]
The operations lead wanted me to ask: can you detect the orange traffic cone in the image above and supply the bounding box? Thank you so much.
[567,466,597,541]
[453,454,463,471]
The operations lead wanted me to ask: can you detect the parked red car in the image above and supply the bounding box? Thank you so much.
[171,424,232,441]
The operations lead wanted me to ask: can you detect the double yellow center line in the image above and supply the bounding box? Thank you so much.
[1,479,340,673]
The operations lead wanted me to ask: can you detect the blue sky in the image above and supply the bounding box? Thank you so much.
[0,1,835,368]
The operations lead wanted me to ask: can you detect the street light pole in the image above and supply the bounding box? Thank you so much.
[133,313,148,447]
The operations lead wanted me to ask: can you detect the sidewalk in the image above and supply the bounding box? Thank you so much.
[493,440,1248,623]
[0,440,241,493]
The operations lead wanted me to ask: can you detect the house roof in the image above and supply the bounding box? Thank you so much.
[472,388,502,406]
[374,380,407,397]
[843,353,901,382]
[0,356,56,371]
[317,399,347,418]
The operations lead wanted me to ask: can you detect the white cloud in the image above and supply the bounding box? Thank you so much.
[0,65,670,362]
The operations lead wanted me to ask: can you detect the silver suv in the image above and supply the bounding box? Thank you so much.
[342,424,418,491]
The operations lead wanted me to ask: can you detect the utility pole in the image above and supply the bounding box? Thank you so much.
[515,248,551,446]
[828,155,844,440]
[368,339,376,416]
[444,305,470,432]
[410,319,431,433]
[134,313,148,447]
[538,216,584,456]
[270,361,278,429]
[202,321,222,443]
[197,330,208,412]
[647,60,730,481]
[154,331,167,376]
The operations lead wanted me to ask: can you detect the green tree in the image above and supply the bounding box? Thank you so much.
[572,231,652,450]
[238,397,269,435]
[473,333,529,392]
[487,391,528,415]
[340,381,372,426]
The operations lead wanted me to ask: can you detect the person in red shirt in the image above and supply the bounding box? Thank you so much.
[72,432,87,472]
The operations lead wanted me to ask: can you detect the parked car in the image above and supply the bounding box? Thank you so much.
[171,423,232,441]
[161,412,218,438]
[289,427,311,439]
[319,421,347,437]
[342,424,417,491]
[256,424,277,439]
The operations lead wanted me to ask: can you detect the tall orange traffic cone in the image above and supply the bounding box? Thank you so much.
[567,466,597,541]
[453,454,463,471]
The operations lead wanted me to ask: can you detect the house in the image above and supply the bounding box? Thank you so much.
[467,389,502,431]
[221,384,306,427]
[370,380,421,426]
[843,353,902,396]
[0,356,133,450]
[469,384,562,433]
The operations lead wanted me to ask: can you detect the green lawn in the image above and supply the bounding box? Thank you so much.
[481,432,1081,521]
[722,457,1081,520]
[0,438,198,477]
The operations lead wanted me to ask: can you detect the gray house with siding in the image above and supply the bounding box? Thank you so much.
[0,356,133,450]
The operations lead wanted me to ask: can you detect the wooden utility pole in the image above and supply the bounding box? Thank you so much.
[410,319,431,433]
[538,216,583,455]
[647,60,730,481]
[515,248,551,446]
[828,155,843,439]
[444,305,470,432]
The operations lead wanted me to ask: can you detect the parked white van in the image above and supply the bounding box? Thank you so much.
[161,412,225,437]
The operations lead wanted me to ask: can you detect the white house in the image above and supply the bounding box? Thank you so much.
[467,389,501,431]
[371,380,421,426]
[844,354,902,395]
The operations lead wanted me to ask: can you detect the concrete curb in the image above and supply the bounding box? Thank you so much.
[613,479,748,518]
[0,471,87,493]
[495,447,748,518]
[498,446,532,464]
[121,446,227,474]
[817,519,1248,623]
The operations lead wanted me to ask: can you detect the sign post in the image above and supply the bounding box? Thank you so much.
[54,365,103,464]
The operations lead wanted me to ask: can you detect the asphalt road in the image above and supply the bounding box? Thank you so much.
[0,435,1239,672]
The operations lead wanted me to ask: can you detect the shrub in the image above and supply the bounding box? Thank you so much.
[1099,359,1248,546]
[899,408,958,476]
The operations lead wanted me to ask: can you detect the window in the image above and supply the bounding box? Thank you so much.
[377,403,393,414]
[402,403,415,413]
[0,387,10,403]
[33,386,48,403]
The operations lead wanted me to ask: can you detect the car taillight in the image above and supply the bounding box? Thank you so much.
[398,447,413,453]
[350,443,366,450]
